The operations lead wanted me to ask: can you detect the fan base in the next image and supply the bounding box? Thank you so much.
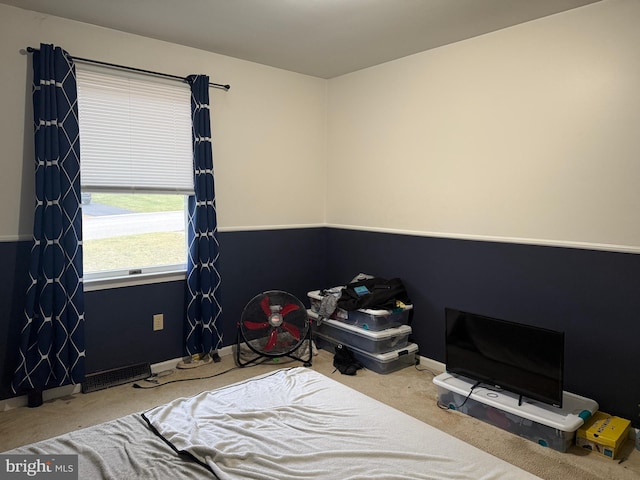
[235,328,314,368]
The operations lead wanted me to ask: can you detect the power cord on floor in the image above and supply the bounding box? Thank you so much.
[436,380,481,410]
[132,365,240,389]
[414,364,438,376]
[143,369,175,384]
[131,351,288,390]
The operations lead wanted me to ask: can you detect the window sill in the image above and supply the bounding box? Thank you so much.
[83,269,187,292]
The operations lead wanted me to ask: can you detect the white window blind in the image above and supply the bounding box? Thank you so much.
[76,65,194,194]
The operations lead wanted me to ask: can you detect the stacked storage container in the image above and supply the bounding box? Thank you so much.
[308,290,418,374]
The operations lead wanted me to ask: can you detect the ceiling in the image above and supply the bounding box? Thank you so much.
[2,0,601,78]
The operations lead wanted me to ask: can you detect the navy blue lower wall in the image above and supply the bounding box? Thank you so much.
[2,227,638,428]
[215,228,327,347]
[83,227,328,373]
[83,281,187,373]
[0,228,327,401]
[325,228,640,427]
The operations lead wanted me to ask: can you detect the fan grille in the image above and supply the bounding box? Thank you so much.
[240,291,309,357]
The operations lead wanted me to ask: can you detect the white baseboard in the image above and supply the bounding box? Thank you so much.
[151,345,235,373]
[1,346,238,412]
[419,355,445,373]
[1,347,440,411]
[150,357,183,374]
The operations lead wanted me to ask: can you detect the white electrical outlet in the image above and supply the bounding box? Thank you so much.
[153,313,164,331]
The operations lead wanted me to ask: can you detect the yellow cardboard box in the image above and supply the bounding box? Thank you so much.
[576,411,630,459]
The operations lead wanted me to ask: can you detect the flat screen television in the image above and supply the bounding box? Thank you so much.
[445,307,565,408]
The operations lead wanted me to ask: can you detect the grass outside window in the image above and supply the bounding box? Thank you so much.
[82,193,188,274]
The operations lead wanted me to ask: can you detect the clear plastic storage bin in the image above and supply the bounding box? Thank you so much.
[308,290,412,331]
[310,310,411,354]
[314,331,418,374]
[436,387,576,452]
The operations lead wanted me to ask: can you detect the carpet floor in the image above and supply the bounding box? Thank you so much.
[1,349,638,479]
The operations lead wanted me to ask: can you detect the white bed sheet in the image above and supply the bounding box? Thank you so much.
[6,414,211,479]
[143,367,541,480]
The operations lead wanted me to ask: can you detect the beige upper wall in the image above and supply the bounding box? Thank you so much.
[0,3,327,240]
[2,0,639,253]
[327,0,640,252]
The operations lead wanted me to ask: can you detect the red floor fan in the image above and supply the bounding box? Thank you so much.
[236,290,312,367]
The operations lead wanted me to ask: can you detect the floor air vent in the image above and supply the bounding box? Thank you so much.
[82,362,151,393]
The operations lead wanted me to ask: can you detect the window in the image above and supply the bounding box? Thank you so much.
[76,64,193,285]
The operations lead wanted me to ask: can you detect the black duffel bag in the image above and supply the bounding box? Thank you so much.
[337,277,411,311]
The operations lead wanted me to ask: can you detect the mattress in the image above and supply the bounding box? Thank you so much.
[6,367,541,479]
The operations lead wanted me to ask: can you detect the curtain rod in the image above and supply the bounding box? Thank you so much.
[26,46,230,91]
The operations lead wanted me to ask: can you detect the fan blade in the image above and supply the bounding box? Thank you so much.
[264,329,278,351]
[280,303,300,316]
[281,321,301,340]
[244,320,270,330]
[260,295,271,316]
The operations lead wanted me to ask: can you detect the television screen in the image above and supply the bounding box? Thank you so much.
[445,308,565,408]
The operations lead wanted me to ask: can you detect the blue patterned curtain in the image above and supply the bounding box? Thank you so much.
[185,75,223,357]
[12,44,85,399]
